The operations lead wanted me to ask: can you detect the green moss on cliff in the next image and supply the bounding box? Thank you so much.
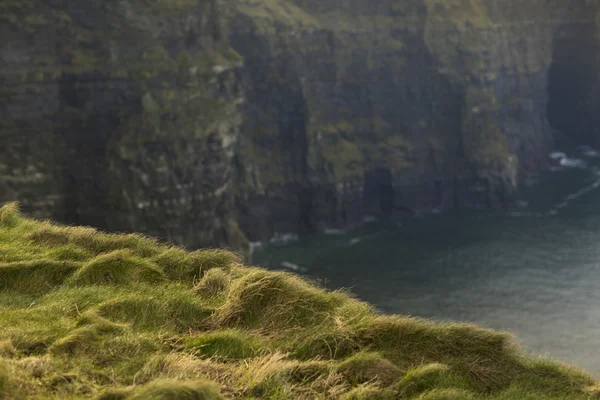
[424,0,493,30]
[319,137,365,180]
[0,203,598,399]
[237,0,320,28]
[459,88,517,175]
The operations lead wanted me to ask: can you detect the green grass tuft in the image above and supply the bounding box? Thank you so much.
[215,270,344,330]
[72,250,166,286]
[291,326,362,360]
[337,351,401,385]
[0,341,16,359]
[0,260,80,294]
[48,245,93,261]
[193,268,232,298]
[95,289,213,332]
[0,202,21,228]
[185,330,262,361]
[396,363,468,397]
[155,249,239,283]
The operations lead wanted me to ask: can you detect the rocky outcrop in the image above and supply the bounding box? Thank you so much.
[0,0,248,251]
[1,0,599,247]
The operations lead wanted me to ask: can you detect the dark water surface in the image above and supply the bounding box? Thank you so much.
[253,148,600,376]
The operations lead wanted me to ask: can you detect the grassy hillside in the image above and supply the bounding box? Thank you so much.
[0,202,598,399]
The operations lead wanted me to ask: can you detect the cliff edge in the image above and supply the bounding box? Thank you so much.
[0,202,598,399]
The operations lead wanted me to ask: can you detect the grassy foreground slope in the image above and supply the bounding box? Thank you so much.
[0,203,598,400]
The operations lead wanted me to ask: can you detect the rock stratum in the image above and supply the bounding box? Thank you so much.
[1,0,600,248]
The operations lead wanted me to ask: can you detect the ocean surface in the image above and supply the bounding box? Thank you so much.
[253,145,600,376]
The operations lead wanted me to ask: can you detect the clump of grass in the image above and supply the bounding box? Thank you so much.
[127,379,224,400]
[48,245,92,261]
[361,316,515,362]
[49,320,127,356]
[215,270,344,330]
[0,305,73,355]
[514,357,596,396]
[95,291,213,332]
[286,361,332,384]
[185,330,263,361]
[156,248,240,283]
[193,268,232,298]
[291,326,362,360]
[241,352,300,398]
[0,202,21,228]
[337,351,401,385]
[72,250,165,286]
[136,353,236,385]
[358,316,521,390]
[27,223,165,258]
[396,363,467,397]
[0,260,80,294]
[0,341,16,359]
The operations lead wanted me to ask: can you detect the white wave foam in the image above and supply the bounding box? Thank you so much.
[549,152,567,160]
[249,241,263,250]
[507,211,537,218]
[556,202,569,209]
[280,261,307,273]
[560,157,586,168]
[348,238,363,246]
[270,233,299,245]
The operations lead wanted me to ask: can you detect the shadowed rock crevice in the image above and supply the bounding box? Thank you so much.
[547,6,600,146]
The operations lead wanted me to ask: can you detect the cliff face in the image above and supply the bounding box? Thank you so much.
[1,0,599,247]
[230,0,600,241]
[0,0,248,250]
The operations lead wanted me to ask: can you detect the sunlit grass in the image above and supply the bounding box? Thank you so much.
[0,202,597,399]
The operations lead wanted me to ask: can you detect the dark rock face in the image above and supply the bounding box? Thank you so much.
[1,0,600,247]
[228,0,600,241]
[0,0,248,251]
[547,2,600,147]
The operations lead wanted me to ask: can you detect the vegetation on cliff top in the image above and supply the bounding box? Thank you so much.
[0,202,598,399]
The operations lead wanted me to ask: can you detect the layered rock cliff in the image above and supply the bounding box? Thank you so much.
[1,0,599,247]
[229,0,600,241]
[0,0,247,250]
